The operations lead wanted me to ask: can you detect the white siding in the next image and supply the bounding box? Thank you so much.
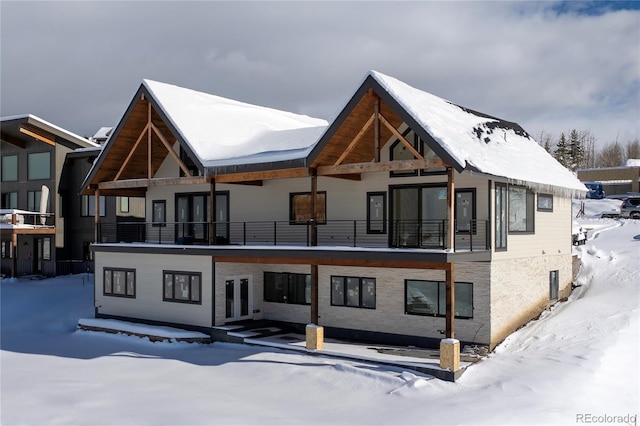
[95,252,213,328]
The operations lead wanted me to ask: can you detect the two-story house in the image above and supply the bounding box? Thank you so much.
[1,115,100,277]
[81,71,586,372]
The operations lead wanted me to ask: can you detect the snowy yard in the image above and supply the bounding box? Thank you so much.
[1,201,638,425]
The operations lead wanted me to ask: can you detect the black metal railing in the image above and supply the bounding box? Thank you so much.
[97,219,490,252]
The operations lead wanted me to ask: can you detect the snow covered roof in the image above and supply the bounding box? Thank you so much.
[0,114,99,149]
[366,71,587,193]
[142,80,328,168]
[91,126,113,141]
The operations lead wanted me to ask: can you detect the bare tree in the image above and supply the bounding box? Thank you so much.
[625,138,640,161]
[579,130,597,169]
[537,130,554,154]
[596,140,625,167]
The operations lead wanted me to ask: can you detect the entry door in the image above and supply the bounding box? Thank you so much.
[225,276,252,321]
[34,238,42,274]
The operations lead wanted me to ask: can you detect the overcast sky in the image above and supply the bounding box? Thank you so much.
[1,1,638,148]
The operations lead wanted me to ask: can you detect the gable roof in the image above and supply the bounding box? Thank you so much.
[0,114,98,150]
[311,71,586,193]
[143,79,328,168]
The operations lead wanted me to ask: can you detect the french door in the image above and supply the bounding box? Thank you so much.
[175,192,229,244]
[225,276,252,321]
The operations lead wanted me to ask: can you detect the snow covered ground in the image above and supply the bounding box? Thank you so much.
[1,200,638,425]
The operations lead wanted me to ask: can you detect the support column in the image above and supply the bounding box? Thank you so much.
[374,95,380,162]
[440,262,460,371]
[94,189,101,243]
[306,169,323,350]
[209,178,216,245]
[11,214,17,277]
[447,167,455,250]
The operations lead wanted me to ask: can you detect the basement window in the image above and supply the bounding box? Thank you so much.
[331,276,376,309]
[104,268,136,298]
[405,280,473,319]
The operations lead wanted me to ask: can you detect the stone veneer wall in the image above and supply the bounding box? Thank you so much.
[315,263,492,346]
[489,254,573,348]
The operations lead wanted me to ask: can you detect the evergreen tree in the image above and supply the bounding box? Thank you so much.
[568,129,585,171]
[554,132,570,168]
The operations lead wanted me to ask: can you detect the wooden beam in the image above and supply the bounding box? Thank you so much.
[226,180,263,186]
[147,102,152,179]
[317,158,446,176]
[150,122,192,177]
[0,132,26,149]
[374,96,380,162]
[98,175,208,190]
[213,255,451,270]
[214,167,309,183]
[323,174,361,181]
[8,227,56,235]
[379,114,424,160]
[114,123,150,181]
[19,124,55,146]
[334,113,375,166]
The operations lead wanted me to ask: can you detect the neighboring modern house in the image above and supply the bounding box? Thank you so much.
[577,160,640,196]
[81,71,587,367]
[1,114,99,277]
[58,146,145,269]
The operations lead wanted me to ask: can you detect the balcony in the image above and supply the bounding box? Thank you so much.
[98,219,490,252]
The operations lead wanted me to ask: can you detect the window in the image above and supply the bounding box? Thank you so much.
[42,238,51,260]
[455,189,476,234]
[390,130,419,177]
[367,192,386,234]
[389,129,446,177]
[508,186,534,233]
[405,280,473,319]
[104,268,136,298]
[27,152,50,180]
[1,241,12,259]
[163,271,201,304]
[1,155,18,181]
[119,197,130,213]
[331,276,376,309]
[1,192,18,209]
[81,195,105,217]
[495,183,507,250]
[390,184,448,247]
[550,270,559,300]
[264,272,310,305]
[289,192,326,224]
[537,193,553,212]
[27,190,51,212]
[152,200,166,227]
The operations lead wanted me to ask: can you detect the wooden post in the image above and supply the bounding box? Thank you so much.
[447,167,455,250]
[147,102,152,180]
[445,263,455,338]
[374,96,380,162]
[310,169,318,247]
[209,178,216,245]
[11,214,17,277]
[94,189,101,243]
[310,169,319,324]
